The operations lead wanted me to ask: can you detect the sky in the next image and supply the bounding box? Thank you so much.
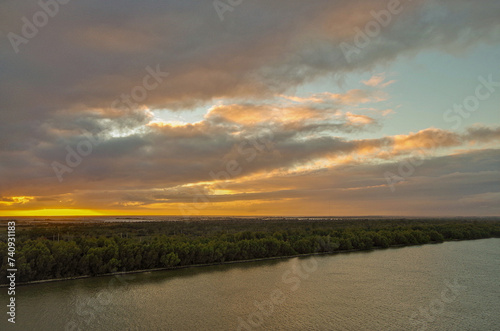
[0,0,499,217]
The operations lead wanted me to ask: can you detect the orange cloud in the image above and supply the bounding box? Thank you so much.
[206,103,336,126]
[392,128,461,153]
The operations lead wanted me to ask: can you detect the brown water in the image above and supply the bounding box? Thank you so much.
[3,238,499,330]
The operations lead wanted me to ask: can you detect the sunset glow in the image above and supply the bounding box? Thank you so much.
[1,0,499,217]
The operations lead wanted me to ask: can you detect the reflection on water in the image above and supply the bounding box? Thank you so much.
[4,239,499,331]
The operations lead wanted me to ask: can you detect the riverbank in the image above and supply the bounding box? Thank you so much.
[0,238,470,288]
[10,237,499,331]
[2,218,499,286]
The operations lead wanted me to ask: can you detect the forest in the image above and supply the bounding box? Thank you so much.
[1,218,499,284]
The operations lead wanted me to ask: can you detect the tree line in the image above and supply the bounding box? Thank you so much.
[1,219,499,284]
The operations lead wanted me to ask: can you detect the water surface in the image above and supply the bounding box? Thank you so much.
[4,239,499,330]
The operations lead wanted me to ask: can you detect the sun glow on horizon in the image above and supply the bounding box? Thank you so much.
[1,209,105,217]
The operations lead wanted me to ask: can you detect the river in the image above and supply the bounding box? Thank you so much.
[3,238,499,330]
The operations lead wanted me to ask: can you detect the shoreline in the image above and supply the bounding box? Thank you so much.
[1,238,483,288]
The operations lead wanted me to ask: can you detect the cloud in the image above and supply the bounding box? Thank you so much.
[362,73,386,87]
[1,120,499,213]
[3,148,498,216]
[2,0,500,114]
[1,0,500,215]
